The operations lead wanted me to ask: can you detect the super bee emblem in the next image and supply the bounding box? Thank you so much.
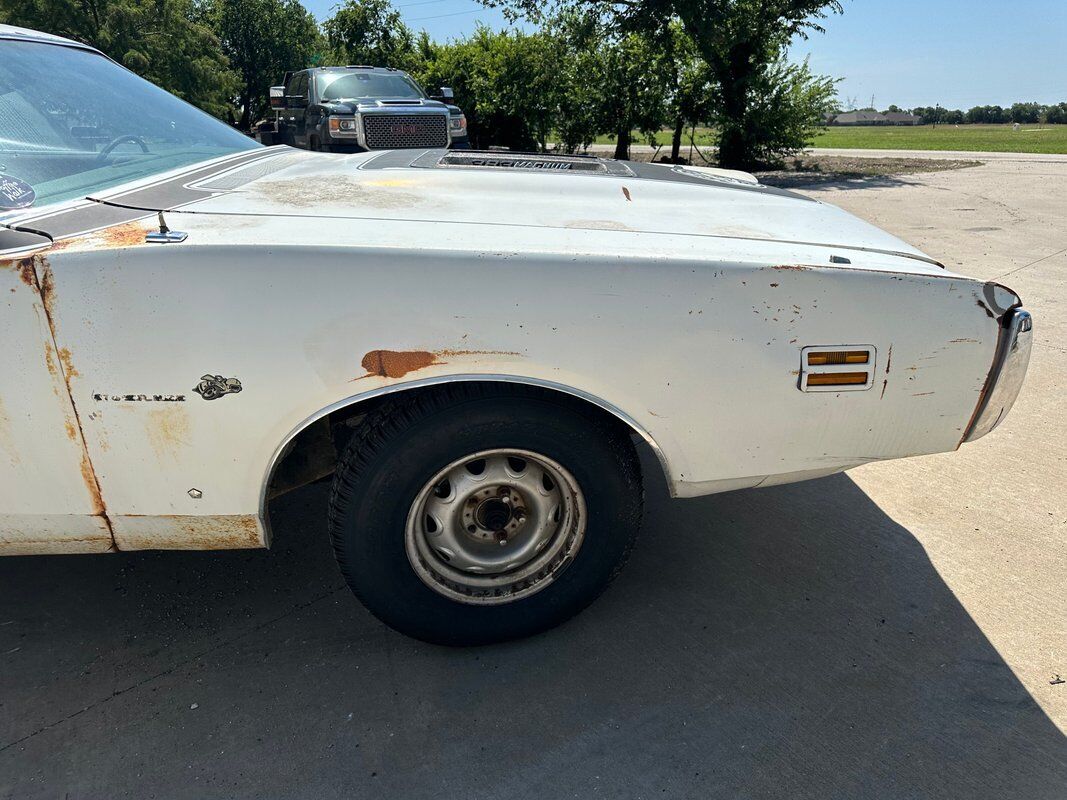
[193,374,243,401]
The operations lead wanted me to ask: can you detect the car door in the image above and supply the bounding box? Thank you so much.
[0,240,113,553]
[287,72,310,148]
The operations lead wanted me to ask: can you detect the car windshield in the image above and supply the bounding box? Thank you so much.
[0,38,259,210]
[318,72,424,101]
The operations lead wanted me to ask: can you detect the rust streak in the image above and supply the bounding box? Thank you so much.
[885,345,893,375]
[771,264,810,272]
[949,337,979,344]
[880,379,888,399]
[621,186,632,202]
[24,255,114,540]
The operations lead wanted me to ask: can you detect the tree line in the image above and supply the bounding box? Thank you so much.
[850,103,1067,126]
[1,0,848,169]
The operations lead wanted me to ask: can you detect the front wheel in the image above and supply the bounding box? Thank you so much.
[328,386,643,645]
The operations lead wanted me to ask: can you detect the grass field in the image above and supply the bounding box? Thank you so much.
[592,124,1067,154]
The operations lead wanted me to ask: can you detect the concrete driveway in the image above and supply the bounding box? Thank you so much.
[1,154,1064,799]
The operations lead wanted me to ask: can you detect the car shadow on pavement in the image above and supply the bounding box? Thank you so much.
[760,172,925,192]
[1,461,1064,799]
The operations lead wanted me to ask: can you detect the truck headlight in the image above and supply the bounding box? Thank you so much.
[328,116,359,135]
[450,114,467,133]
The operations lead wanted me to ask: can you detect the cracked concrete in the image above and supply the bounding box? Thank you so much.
[0,154,1064,798]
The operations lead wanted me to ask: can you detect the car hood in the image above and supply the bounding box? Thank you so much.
[321,98,451,114]
[11,148,939,271]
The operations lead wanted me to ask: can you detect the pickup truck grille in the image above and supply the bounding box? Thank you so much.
[362,114,448,149]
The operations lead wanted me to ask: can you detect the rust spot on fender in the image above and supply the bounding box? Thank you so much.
[885,345,892,375]
[361,349,440,379]
[949,337,979,344]
[769,283,779,288]
[621,186,632,201]
[355,348,523,381]
[64,421,78,441]
[771,265,810,272]
[880,379,888,399]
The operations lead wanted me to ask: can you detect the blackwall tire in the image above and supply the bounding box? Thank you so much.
[327,385,643,645]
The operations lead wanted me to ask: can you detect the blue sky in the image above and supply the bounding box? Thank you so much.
[300,0,1066,109]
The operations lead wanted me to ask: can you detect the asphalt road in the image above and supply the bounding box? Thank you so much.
[1,153,1065,799]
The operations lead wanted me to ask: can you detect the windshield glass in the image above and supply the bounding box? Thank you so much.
[318,72,424,101]
[0,39,259,210]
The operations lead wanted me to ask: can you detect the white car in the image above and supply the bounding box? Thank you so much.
[0,26,1032,644]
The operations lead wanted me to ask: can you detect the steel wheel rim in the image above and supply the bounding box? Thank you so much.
[405,448,587,605]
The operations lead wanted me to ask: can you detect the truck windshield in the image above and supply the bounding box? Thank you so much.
[0,38,259,210]
[318,73,424,101]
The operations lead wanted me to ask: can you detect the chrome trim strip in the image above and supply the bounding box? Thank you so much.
[963,309,1033,443]
[257,374,675,541]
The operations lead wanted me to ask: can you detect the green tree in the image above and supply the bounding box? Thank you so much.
[551,12,670,158]
[1009,102,1043,124]
[322,0,421,72]
[418,26,564,150]
[201,0,320,129]
[721,54,835,165]
[483,0,842,169]
[0,0,236,116]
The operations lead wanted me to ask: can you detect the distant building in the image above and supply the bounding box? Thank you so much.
[883,111,922,125]
[830,110,923,126]
[832,110,888,126]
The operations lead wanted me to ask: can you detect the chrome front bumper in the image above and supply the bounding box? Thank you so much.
[963,308,1033,443]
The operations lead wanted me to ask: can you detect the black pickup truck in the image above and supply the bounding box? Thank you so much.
[257,65,469,152]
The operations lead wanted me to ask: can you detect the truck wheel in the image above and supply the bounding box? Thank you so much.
[328,385,642,645]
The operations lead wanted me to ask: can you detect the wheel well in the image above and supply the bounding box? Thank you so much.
[263,379,666,526]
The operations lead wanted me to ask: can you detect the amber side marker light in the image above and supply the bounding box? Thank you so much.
[807,350,870,366]
[806,372,870,386]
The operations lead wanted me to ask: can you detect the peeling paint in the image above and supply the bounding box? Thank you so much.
[257,177,420,210]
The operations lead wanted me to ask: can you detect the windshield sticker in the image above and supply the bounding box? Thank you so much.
[0,175,35,210]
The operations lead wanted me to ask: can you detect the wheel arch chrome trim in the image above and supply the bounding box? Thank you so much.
[257,373,675,539]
